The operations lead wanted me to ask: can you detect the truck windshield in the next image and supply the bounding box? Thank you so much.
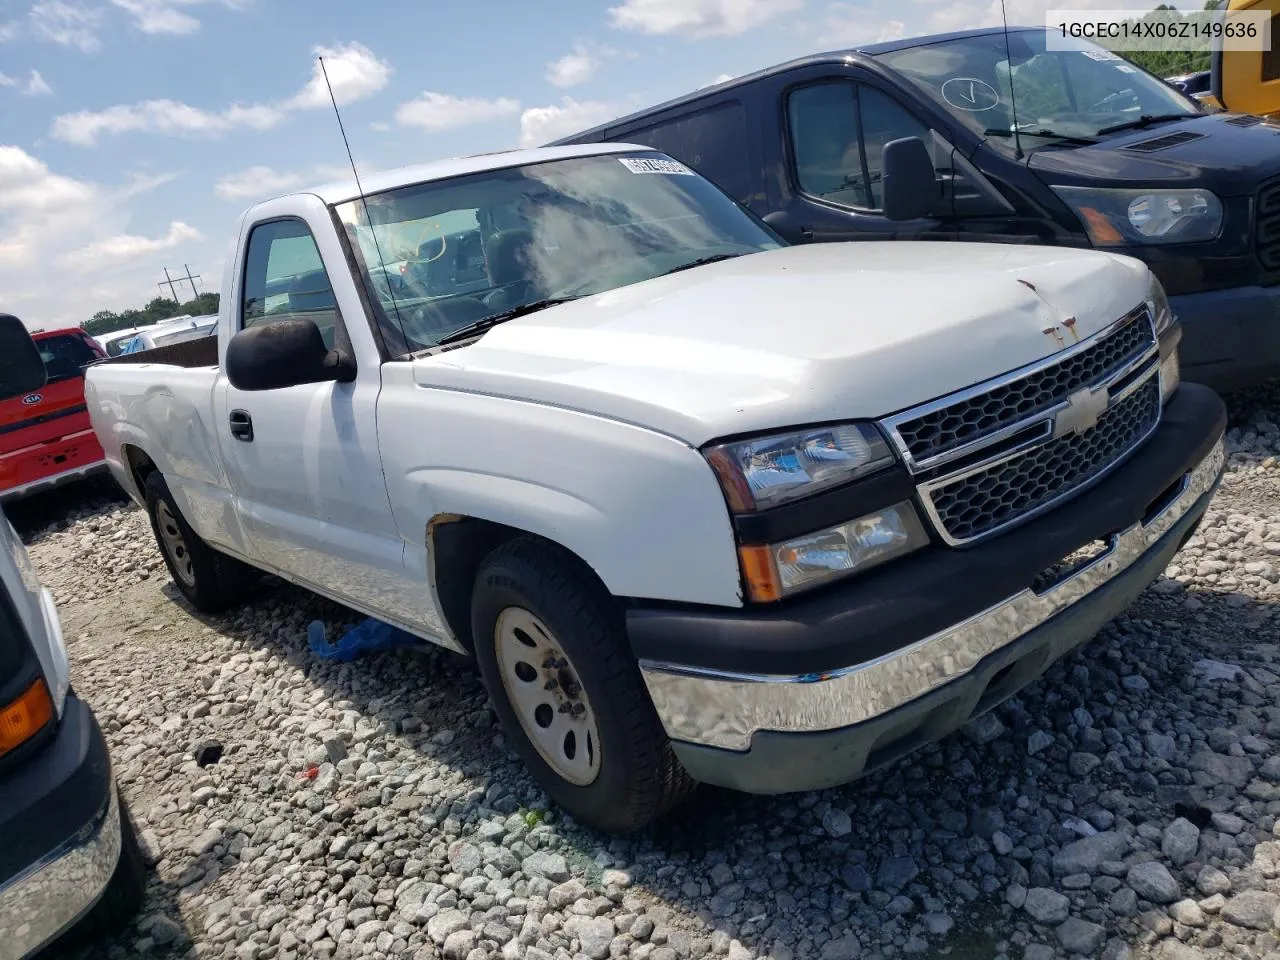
[334,151,784,356]
[875,30,1200,145]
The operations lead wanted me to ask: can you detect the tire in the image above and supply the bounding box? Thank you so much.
[66,793,148,944]
[471,537,695,833]
[143,471,255,613]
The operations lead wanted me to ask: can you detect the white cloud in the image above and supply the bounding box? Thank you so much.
[289,42,392,109]
[395,92,521,132]
[61,221,202,268]
[29,0,102,51]
[519,98,619,147]
[0,21,19,41]
[608,0,803,37]
[111,0,201,34]
[51,40,389,146]
[214,165,303,200]
[546,45,599,87]
[0,73,13,87]
[821,7,906,46]
[51,98,284,145]
[24,69,53,96]
[701,72,736,87]
[0,145,95,213]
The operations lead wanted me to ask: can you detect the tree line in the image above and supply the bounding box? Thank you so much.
[1112,2,1223,78]
[80,292,220,337]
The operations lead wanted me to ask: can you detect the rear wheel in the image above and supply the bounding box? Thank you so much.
[143,472,255,613]
[471,537,695,833]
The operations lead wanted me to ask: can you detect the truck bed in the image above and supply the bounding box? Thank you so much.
[89,335,218,369]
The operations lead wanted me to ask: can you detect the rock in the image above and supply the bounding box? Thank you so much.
[877,856,919,891]
[1027,730,1054,755]
[428,909,470,945]
[822,807,852,838]
[549,879,587,909]
[1189,751,1254,788]
[1024,888,1070,925]
[1221,890,1280,930]
[1057,918,1106,956]
[523,851,570,882]
[1054,832,1128,877]
[1170,899,1205,927]
[1196,866,1230,896]
[1068,752,1102,776]
[1162,818,1201,866]
[1109,887,1138,917]
[149,916,183,945]
[922,913,953,936]
[442,929,478,960]
[448,842,481,874]
[962,713,1006,745]
[820,934,861,960]
[1128,861,1180,904]
[1210,812,1245,835]
[570,917,615,960]
[1157,943,1209,960]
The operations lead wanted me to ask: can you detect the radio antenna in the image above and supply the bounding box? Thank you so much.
[318,56,407,343]
[999,0,1025,159]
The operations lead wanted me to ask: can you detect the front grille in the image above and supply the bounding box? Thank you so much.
[923,378,1161,543]
[891,307,1155,465]
[1257,176,1280,275]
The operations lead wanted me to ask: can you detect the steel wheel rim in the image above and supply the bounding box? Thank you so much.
[155,501,195,587]
[495,606,602,787]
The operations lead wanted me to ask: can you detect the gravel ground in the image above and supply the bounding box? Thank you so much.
[10,383,1280,960]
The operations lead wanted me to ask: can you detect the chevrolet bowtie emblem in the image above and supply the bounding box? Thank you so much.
[1053,384,1110,440]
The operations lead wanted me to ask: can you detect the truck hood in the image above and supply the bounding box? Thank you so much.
[1029,113,1280,197]
[412,242,1151,447]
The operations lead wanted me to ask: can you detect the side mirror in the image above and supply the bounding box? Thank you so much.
[882,136,941,222]
[225,318,356,392]
[0,313,48,401]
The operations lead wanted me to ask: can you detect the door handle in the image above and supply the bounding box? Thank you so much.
[229,409,253,442]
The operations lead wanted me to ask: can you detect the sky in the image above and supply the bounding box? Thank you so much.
[1,0,1145,330]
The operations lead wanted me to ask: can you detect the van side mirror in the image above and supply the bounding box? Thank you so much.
[0,313,48,401]
[225,318,356,391]
[882,136,941,222]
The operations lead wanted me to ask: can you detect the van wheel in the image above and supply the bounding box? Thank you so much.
[143,472,254,613]
[67,793,148,945]
[471,537,695,833]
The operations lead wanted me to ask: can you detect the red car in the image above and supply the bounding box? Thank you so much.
[0,327,109,503]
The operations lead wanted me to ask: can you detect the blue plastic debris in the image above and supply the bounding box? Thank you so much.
[307,617,418,662]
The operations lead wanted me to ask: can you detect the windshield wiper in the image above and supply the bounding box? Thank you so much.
[434,297,581,346]
[984,127,1098,145]
[659,253,745,276]
[1094,113,1191,136]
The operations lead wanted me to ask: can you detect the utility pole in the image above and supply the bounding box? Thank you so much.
[158,268,182,303]
[181,264,202,299]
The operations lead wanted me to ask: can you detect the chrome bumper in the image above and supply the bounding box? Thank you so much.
[0,780,122,958]
[640,437,1225,752]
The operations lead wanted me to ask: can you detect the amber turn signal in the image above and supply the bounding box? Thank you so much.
[738,545,783,603]
[0,679,53,758]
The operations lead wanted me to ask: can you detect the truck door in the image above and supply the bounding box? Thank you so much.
[756,68,956,243]
[1213,0,1280,117]
[213,206,443,636]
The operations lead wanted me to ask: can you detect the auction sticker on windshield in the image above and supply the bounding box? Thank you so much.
[618,157,696,175]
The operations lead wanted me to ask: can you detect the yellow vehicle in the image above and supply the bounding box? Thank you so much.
[1210,0,1280,116]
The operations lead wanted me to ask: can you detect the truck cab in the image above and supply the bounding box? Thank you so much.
[552,26,1280,393]
[1210,0,1280,117]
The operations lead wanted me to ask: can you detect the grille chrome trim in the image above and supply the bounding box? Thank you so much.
[917,365,1162,546]
[881,304,1157,474]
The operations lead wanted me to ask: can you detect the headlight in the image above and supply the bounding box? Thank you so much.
[1147,274,1174,337]
[1051,186,1223,246]
[739,503,929,601]
[704,422,893,512]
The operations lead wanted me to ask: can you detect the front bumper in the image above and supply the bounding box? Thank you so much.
[634,384,1225,793]
[1171,283,1280,392]
[0,694,121,959]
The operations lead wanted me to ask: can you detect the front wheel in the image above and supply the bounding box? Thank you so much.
[143,472,255,613]
[470,537,694,833]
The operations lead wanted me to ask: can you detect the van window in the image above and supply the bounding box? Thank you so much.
[858,87,932,208]
[621,101,753,205]
[241,218,342,349]
[788,82,930,212]
[788,82,867,207]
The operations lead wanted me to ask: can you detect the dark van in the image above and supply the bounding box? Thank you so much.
[550,26,1280,392]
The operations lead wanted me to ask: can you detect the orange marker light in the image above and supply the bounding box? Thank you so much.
[739,545,782,603]
[1079,207,1125,245]
[0,679,53,758]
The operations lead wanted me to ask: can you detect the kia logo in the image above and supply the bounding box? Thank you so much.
[21,394,41,405]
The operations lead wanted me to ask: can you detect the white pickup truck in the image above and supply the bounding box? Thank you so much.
[85,143,1227,833]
